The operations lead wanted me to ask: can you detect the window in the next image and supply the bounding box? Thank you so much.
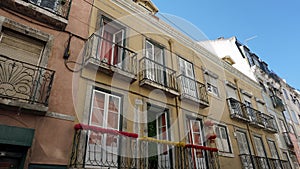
[288,124,295,134]
[279,119,287,133]
[290,110,299,124]
[145,40,165,84]
[215,125,231,153]
[0,28,45,65]
[226,85,238,99]
[283,89,289,100]
[267,140,279,159]
[178,57,197,98]
[235,130,254,169]
[204,72,219,96]
[29,0,59,11]
[186,117,207,169]
[284,111,291,121]
[253,136,267,157]
[97,17,125,66]
[90,90,121,130]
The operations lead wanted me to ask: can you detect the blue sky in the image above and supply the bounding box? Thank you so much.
[151,0,300,90]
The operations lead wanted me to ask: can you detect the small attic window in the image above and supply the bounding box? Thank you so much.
[222,55,235,65]
[133,0,159,14]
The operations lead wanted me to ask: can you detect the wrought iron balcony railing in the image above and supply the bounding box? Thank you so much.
[83,34,137,78]
[246,106,265,128]
[268,158,283,169]
[283,132,294,148]
[239,154,255,169]
[227,98,250,121]
[0,55,55,106]
[26,0,71,19]
[70,124,138,169]
[139,57,178,93]
[177,75,209,107]
[70,124,220,169]
[280,159,292,169]
[253,156,269,169]
[184,144,219,169]
[263,115,278,133]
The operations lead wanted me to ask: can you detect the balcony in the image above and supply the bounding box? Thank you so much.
[0,0,71,29]
[70,124,139,169]
[283,132,294,148]
[268,158,283,169]
[177,75,209,108]
[70,124,220,169]
[227,98,251,122]
[239,154,255,169]
[83,34,137,82]
[139,57,179,96]
[0,55,55,114]
[246,106,265,128]
[280,159,292,169]
[271,95,285,111]
[253,156,269,169]
[263,115,278,133]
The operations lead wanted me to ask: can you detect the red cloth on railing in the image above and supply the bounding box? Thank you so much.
[74,123,138,138]
[185,144,218,152]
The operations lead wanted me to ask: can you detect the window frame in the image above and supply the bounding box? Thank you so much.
[215,124,232,154]
[89,89,122,130]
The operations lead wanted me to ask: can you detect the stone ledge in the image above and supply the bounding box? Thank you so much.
[0,98,48,115]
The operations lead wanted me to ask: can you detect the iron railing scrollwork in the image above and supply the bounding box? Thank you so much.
[0,55,55,106]
[139,57,177,91]
[26,0,72,19]
[82,33,137,76]
[177,75,209,106]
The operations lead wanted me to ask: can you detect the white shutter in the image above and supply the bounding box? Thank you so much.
[215,127,224,151]
[268,140,278,158]
[254,137,265,157]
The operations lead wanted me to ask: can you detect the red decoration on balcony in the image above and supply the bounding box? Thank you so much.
[74,123,138,138]
[207,134,217,140]
[185,144,218,152]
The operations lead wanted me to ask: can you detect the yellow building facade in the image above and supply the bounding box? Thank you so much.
[67,0,290,169]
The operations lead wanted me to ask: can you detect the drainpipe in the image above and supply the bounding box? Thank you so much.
[168,38,182,168]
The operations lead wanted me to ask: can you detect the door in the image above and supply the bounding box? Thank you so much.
[253,136,269,169]
[236,131,254,169]
[186,118,207,169]
[145,40,164,84]
[147,108,172,169]
[87,90,121,167]
[179,57,197,98]
[111,29,124,67]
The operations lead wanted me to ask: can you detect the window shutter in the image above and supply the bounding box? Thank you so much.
[0,29,44,65]
[215,127,224,151]
[236,131,249,155]
[220,127,230,152]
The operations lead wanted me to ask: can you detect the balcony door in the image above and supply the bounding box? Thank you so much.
[145,40,165,84]
[178,57,197,98]
[186,118,207,169]
[253,136,269,169]
[87,90,121,167]
[98,17,125,67]
[147,105,172,169]
[236,131,254,169]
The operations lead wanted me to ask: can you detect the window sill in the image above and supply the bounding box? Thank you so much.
[218,152,235,158]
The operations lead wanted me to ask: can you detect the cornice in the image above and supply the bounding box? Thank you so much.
[111,0,260,89]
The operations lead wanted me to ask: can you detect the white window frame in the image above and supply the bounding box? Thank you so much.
[215,125,232,153]
[178,57,197,98]
[89,89,121,130]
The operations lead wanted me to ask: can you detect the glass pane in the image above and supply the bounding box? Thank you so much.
[107,111,118,129]
[93,92,105,108]
[91,108,104,126]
